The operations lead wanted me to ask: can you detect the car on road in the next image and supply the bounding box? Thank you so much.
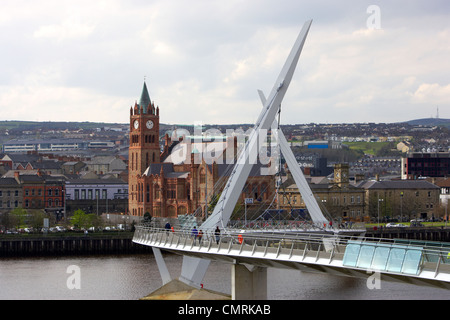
[386,223,407,228]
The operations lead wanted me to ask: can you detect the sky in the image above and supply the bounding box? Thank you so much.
[0,0,449,126]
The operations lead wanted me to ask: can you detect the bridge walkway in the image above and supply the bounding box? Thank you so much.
[133,226,450,290]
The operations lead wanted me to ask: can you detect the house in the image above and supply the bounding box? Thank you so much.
[0,177,22,213]
[358,179,440,221]
[61,161,86,175]
[85,156,127,174]
[396,141,411,153]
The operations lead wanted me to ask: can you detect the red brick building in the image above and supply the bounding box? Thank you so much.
[128,82,275,218]
[13,171,65,220]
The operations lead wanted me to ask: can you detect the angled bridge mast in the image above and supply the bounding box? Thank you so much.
[178,20,330,287]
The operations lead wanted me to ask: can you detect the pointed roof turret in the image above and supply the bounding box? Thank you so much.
[139,81,151,114]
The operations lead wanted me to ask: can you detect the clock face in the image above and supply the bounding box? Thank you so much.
[133,120,139,129]
[146,120,154,129]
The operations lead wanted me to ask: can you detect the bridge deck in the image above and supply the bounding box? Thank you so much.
[133,226,450,290]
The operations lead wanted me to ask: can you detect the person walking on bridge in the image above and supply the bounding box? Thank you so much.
[191,226,198,245]
[198,230,203,245]
[214,226,221,244]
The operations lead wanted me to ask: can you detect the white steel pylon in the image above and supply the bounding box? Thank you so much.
[258,90,328,225]
[176,20,327,288]
[201,19,314,231]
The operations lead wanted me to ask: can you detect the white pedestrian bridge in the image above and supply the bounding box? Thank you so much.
[133,225,450,297]
[132,21,450,298]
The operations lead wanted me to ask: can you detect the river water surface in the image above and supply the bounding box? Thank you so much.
[0,253,448,300]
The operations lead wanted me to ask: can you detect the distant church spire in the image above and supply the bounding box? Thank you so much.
[139,80,151,114]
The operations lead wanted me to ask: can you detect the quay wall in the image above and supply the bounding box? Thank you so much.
[2,228,449,257]
[365,227,450,243]
[0,234,152,257]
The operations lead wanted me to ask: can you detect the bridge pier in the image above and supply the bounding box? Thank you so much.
[232,264,267,300]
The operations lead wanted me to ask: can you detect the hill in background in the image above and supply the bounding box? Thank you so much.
[0,117,449,131]
[403,118,450,128]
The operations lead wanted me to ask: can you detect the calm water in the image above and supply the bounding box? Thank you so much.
[0,253,448,300]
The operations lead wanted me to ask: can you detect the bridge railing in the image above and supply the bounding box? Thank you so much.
[226,219,366,232]
[133,225,450,279]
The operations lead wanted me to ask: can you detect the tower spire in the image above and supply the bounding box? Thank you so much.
[139,80,151,114]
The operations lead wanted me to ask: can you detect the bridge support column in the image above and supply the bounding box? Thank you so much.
[232,264,267,300]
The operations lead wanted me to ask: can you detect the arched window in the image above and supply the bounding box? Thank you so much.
[154,185,160,199]
[200,169,206,184]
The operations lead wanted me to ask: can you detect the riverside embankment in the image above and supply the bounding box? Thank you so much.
[365,227,450,242]
[0,232,152,257]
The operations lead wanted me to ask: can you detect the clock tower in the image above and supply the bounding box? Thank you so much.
[334,163,349,187]
[129,81,160,216]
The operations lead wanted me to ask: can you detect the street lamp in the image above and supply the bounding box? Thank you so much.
[63,188,66,222]
[378,195,384,227]
[400,191,403,223]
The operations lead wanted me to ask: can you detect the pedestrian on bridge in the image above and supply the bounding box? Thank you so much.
[198,230,203,245]
[214,226,221,244]
[191,226,198,245]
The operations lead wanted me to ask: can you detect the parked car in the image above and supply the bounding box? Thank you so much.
[410,220,424,227]
[386,223,407,228]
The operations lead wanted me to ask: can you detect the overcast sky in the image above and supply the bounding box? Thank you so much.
[0,0,449,125]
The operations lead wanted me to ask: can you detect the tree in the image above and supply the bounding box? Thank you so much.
[0,212,16,231]
[29,209,47,231]
[71,209,99,230]
[11,207,28,229]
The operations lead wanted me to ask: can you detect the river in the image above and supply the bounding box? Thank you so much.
[0,253,448,300]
